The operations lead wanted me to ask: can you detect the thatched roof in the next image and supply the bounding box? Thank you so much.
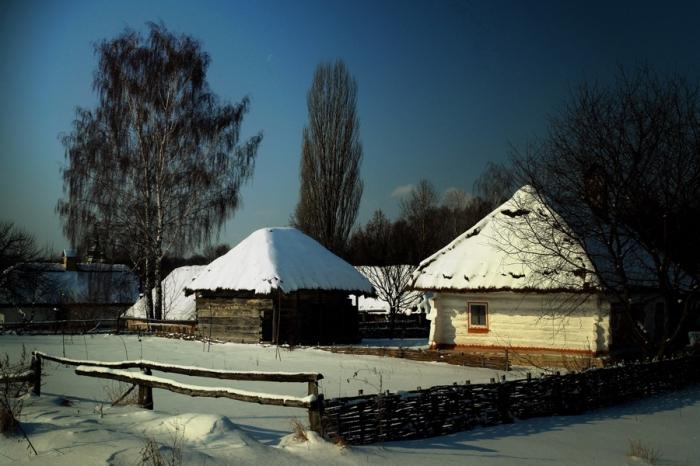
[187,227,374,295]
[412,186,600,293]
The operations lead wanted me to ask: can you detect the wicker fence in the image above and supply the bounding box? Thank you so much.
[318,354,700,445]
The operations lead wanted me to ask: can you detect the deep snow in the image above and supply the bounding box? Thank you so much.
[1,335,698,465]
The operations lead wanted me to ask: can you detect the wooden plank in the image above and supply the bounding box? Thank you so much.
[74,366,313,408]
[197,316,262,327]
[198,307,264,319]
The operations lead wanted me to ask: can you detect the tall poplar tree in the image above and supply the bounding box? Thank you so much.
[292,60,363,255]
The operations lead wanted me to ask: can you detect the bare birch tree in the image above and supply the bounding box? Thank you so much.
[291,60,363,255]
[58,23,262,319]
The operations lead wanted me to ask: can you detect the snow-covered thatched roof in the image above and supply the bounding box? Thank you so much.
[412,186,600,292]
[125,265,206,320]
[186,227,374,295]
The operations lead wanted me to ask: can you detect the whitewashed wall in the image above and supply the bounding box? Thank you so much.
[428,291,611,354]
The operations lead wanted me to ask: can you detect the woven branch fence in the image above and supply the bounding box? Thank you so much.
[318,354,700,445]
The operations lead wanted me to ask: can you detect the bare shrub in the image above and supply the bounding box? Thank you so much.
[628,439,661,465]
[290,418,308,442]
[104,381,139,406]
[0,347,30,435]
[0,404,19,434]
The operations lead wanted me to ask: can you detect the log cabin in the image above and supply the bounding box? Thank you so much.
[186,227,374,345]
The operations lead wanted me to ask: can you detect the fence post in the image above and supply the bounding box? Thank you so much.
[308,378,319,397]
[138,367,154,410]
[308,393,324,435]
[30,354,42,396]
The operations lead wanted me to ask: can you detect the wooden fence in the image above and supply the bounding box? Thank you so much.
[358,320,429,339]
[1,319,118,334]
[318,354,700,445]
[30,352,325,430]
[121,318,197,335]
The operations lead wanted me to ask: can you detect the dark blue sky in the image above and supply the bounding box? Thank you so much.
[1,0,699,252]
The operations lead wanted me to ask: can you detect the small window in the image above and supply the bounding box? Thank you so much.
[468,302,488,332]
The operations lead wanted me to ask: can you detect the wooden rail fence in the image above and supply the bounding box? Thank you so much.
[30,351,325,430]
[12,352,699,445]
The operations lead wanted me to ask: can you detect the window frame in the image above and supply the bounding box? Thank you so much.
[467,301,489,333]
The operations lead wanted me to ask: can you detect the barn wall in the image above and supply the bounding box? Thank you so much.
[196,296,272,343]
[429,291,610,354]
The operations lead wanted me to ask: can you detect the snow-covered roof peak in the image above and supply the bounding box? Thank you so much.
[412,185,600,292]
[187,227,373,295]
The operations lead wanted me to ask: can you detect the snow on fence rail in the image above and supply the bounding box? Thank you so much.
[32,352,323,383]
[319,354,700,445]
[74,366,313,408]
[31,351,325,429]
[0,369,36,385]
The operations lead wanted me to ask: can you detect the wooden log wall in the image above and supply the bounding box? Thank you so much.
[195,291,359,345]
[197,296,272,343]
[319,354,700,445]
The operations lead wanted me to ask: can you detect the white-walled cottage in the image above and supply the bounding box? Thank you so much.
[412,186,611,358]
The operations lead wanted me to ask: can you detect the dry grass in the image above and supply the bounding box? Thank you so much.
[140,436,182,466]
[290,418,308,442]
[331,434,348,450]
[140,423,184,466]
[104,381,139,406]
[628,439,661,465]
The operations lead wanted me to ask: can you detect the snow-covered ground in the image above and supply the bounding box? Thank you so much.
[1,335,698,465]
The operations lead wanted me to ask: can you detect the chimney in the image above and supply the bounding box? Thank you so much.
[63,249,78,271]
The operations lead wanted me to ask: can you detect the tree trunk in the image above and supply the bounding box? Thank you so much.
[153,252,162,321]
[153,153,166,321]
[389,306,396,340]
[143,252,154,320]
